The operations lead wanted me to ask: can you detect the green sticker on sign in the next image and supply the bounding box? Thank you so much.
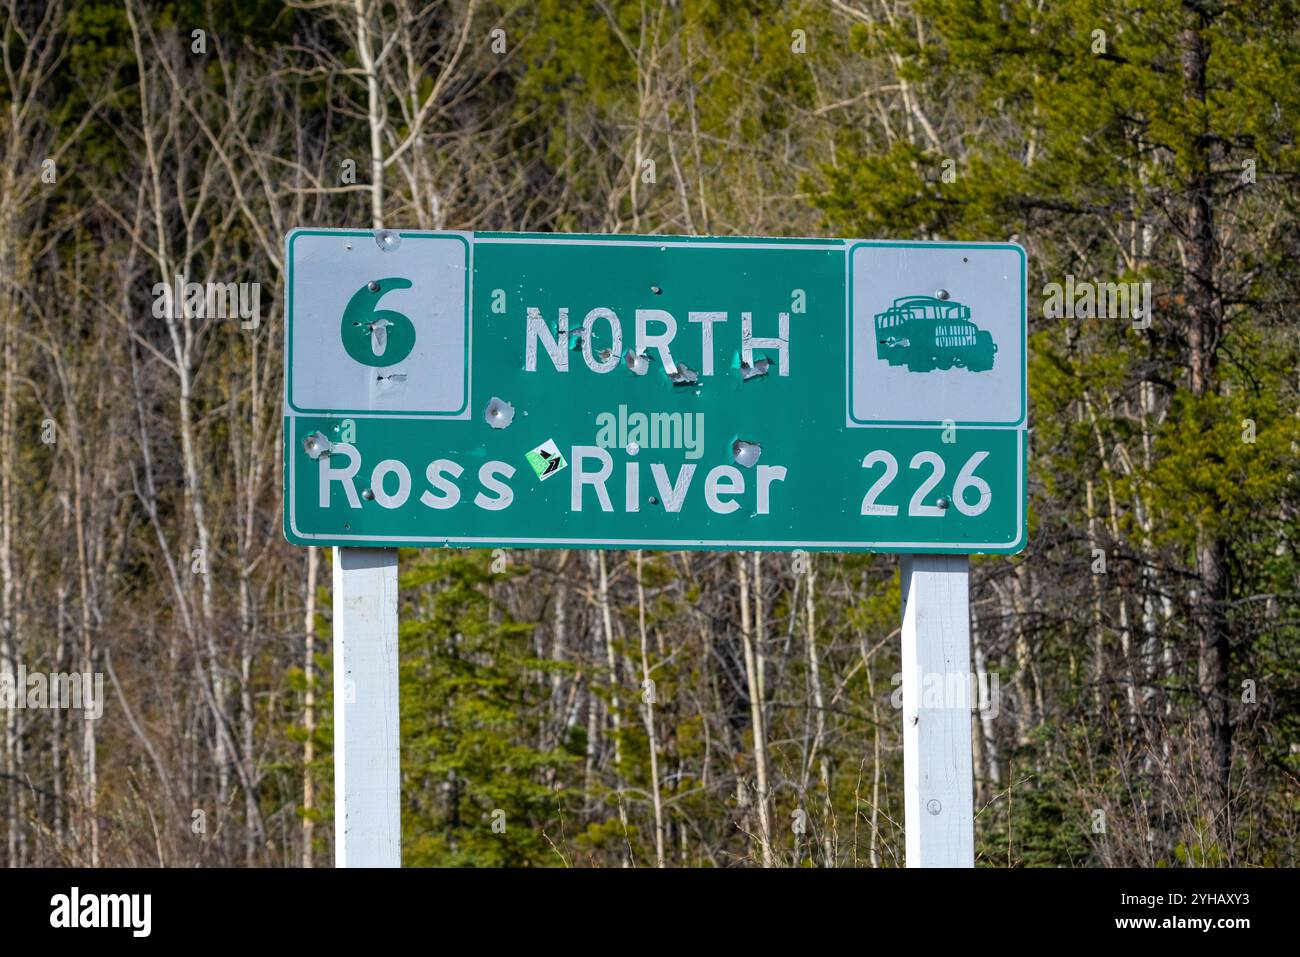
[526,440,567,481]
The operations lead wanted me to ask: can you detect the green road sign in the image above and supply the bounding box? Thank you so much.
[284,230,1027,553]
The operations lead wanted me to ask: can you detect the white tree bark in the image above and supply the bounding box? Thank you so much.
[737,554,772,867]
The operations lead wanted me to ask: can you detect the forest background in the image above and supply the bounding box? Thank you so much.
[1,0,1297,867]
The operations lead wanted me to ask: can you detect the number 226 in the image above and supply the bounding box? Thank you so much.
[860,450,991,517]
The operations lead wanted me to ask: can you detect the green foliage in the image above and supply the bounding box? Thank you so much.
[399,550,577,866]
[814,0,1300,867]
[4,0,1297,869]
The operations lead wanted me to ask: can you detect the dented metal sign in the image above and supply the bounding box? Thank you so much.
[283,230,1027,553]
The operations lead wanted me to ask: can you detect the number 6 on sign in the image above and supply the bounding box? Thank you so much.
[341,278,416,366]
[860,449,992,518]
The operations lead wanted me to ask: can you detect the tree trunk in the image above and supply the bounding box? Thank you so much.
[302,546,319,868]
[634,551,665,867]
[1180,10,1232,850]
[593,551,629,863]
[803,563,833,866]
[736,554,772,866]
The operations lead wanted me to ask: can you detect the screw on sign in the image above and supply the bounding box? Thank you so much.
[283,230,1026,868]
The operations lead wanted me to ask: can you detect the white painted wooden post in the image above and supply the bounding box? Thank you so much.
[900,554,975,867]
[333,547,401,867]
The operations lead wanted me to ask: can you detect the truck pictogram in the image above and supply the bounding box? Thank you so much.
[873,295,997,373]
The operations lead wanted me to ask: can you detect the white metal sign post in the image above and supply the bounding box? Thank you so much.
[284,229,1026,868]
[332,547,401,867]
[901,555,975,866]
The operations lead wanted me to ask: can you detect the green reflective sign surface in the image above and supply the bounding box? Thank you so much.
[284,231,1027,553]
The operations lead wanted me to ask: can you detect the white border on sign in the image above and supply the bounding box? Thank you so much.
[841,239,1028,431]
[283,228,476,421]
[285,232,1027,552]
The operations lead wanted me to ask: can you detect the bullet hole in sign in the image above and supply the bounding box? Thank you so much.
[375,229,401,252]
[485,396,515,429]
[624,349,650,375]
[376,372,407,394]
[302,431,333,459]
[667,363,699,387]
[732,439,762,468]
